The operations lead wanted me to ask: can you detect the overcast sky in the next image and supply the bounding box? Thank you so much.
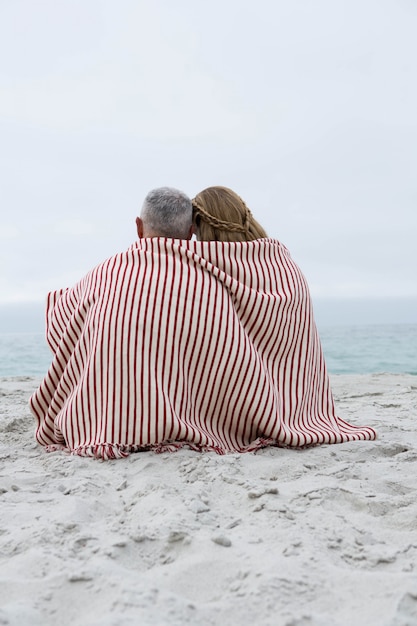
[1,0,416,323]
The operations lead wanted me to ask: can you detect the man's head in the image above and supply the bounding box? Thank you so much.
[136,187,193,240]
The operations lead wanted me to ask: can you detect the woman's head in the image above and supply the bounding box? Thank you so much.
[192,186,267,242]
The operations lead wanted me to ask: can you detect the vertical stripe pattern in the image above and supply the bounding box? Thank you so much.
[29,238,376,459]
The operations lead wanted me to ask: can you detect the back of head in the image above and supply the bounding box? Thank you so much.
[192,186,267,242]
[141,187,193,239]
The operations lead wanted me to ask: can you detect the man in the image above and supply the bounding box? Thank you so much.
[30,186,196,459]
[30,186,375,459]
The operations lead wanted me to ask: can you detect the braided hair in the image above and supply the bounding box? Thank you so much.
[192,186,268,242]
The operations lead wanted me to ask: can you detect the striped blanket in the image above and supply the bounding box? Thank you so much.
[29,238,376,459]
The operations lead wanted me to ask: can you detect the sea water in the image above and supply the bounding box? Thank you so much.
[319,323,416,375]
[0,333,52,377]
[0,324,415,377]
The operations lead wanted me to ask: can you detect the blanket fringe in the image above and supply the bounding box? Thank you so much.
[43,437,315,460]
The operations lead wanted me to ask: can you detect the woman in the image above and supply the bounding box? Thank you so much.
[189,185,376,448]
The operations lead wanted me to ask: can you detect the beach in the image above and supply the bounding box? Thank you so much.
[0,374,416,626]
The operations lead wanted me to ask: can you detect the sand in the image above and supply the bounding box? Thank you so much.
[0,374,416,626]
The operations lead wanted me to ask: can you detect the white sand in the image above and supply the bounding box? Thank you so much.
[0,374,416,626]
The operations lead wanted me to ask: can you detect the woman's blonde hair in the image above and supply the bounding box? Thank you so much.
[192,186,268,242]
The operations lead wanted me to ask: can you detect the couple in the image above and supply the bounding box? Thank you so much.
[30,186,376,459]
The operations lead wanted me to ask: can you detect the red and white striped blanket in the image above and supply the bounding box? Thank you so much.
[29,238,376,459]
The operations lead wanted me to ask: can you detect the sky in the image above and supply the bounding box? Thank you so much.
[1,0,416,328]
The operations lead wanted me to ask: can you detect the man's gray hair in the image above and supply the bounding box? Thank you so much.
[141,187,192,239]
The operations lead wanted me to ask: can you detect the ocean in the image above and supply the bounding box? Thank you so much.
[0,324,415,377]
[319,323,416,375]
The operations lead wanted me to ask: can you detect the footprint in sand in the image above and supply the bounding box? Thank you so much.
[389,590,417,626]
